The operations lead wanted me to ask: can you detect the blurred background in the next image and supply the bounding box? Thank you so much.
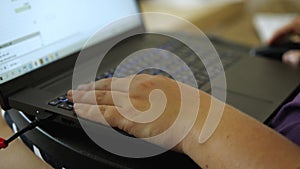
[140,0,300,47]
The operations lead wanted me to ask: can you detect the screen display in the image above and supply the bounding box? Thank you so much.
[0,0,140,84]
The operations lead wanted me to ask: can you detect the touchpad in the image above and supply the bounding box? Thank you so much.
[225,89,273,122]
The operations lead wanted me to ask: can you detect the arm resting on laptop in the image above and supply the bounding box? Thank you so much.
[68,74,300,169]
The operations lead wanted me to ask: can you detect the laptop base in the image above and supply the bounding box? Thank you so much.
[4,109,200,169]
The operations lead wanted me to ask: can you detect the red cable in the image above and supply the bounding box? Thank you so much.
[0,137,7,149]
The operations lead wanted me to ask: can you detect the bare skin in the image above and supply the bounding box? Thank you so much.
[67,74,300,169]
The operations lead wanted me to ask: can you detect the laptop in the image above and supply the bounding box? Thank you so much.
[1,0,300,129]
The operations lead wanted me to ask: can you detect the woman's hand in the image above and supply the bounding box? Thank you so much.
[268,17,300,66]
[67,74,208,152]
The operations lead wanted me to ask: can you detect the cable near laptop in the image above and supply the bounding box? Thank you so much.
[0,111,55,149]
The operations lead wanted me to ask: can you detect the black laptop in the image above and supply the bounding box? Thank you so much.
[1,0,300,129]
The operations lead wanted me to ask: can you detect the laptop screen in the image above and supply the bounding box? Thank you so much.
[0,0,141,84]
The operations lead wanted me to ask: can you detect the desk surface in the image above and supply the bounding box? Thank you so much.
[1,0,299,168]
[0,112,52,169]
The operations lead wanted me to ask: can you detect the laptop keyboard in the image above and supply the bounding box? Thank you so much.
[48,94,74,111]
[48,38,243,111]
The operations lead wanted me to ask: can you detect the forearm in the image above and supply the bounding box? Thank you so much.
[182,92,300,169]
[70,76,300,168]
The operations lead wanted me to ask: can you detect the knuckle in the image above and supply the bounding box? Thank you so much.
[96,78,111,89]
[86,106,95,119]
[146,125,159,137]
[119,119,134,134]
[123,105,134,115]
[99,106,113,124]
[129,93,141,101]
[99,105,106,114]
[137,73,151,78]
[96,91,105,103]
[96,96,102,103]
[102,107,110,119]
[155,75,168,81]
[73,91,83,100]
[89,82,96,90]
[101,107,115,123]
[138,125,154,138]
[136,78,155,90]
[102,83,110,90]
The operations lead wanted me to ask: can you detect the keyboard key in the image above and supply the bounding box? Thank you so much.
[48,99,60,106]
[57,96,67,100]
[58,103,73,111]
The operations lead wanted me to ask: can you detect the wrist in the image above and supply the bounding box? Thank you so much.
[181,91,211,155]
